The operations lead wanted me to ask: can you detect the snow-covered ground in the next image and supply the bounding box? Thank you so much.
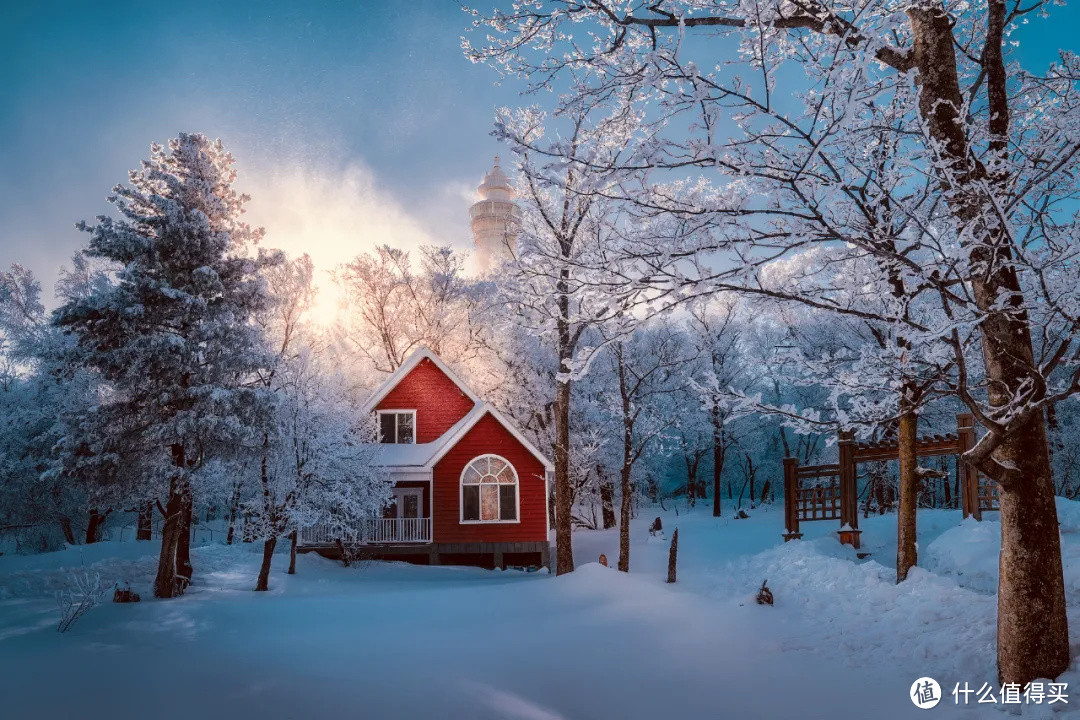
[2,504,1079,719]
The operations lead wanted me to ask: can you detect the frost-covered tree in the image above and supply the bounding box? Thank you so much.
[0,262,104,548]
[495,105,650,574]
[337,244,482,374]
[597,324,694,571]
[468,0,1080,681]
[686,299,749,517]
[242,253,391,591]
[243,353,389,590]
[54,133,280,598]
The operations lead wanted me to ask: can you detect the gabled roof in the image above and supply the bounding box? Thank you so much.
[427,403,554,472]
[362,346,553,472]
[361,345,480,414]
[368,402,553,472]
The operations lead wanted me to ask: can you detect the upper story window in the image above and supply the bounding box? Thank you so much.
[460,454,518,523]
[378,410,416,444]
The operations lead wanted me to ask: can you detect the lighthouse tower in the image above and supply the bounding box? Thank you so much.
[469,156,519,272]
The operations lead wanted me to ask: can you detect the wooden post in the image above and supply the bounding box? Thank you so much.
[782,457,802,540]
[838,431,858,532]
[957,414,981,521]
[666,528,678,583]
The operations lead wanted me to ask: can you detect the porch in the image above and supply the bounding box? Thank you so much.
[299,517,432,546]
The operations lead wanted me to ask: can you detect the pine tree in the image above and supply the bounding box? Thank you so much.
[55,133,280,598]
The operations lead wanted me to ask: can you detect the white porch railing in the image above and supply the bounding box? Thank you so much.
[299,517,432,546]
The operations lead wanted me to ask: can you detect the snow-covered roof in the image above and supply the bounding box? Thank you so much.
[366,402,554,472]
[360,346,480,415]
[368,404,487,467]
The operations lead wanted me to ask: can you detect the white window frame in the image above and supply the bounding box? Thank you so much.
[377,409,417,444]
[459,454,521,524]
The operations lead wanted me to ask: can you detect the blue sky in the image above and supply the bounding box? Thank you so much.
[0,1,519,305]
[1,0,1076,307]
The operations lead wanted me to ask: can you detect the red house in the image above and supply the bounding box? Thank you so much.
[301,347,552,570]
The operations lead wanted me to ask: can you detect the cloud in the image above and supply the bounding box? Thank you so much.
[241,159,437,273]
[240,159,451,323]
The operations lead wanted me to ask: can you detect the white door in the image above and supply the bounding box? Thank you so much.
[392,488,423,519]
[391,488,423,541]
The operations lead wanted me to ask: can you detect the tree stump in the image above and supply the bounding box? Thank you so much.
[288,530,298,575]
[112,581,141,603]
[756,579,773,606]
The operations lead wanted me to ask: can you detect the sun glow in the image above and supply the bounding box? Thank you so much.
[242,160,438,326]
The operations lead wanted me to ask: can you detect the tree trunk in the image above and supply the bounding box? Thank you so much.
[618,461,632,573]
[136,501,153,541]
[942,462,952,508]
[553,377,575,575]
[599,480,616,530]
[288,530,298,574]
[712,404,724,517]
[617,350,633,573]
[154,444,189,599]
[154,488,184,598]
[666,528,678,583]
[907,3,1069,683]
[686,460,696,507]
[176,494,193,586]
[85,507,111,544]
[994,413,1068,683]
[255,536,276,591]
[225,481,241,545]
[896,411,918,583]
[59,517,75,546]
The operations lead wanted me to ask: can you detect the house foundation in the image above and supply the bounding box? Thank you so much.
[300,540,550,571]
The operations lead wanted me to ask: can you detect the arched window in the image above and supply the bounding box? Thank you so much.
[461,455,518,523]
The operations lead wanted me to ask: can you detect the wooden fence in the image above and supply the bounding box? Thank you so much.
[783,414,999,547]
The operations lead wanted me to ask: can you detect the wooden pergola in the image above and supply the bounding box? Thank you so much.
[782,414,999,548]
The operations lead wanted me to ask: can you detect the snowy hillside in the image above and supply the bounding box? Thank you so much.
[4,505,1078,719]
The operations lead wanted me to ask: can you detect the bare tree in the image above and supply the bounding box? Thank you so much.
[497,106,645,575]
[605,325,694,572]
[338,245,480,374]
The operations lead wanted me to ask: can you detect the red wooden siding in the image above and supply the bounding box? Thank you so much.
[432,413,548,543]
[375,358,475,443]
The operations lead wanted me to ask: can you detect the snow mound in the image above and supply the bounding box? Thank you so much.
[925,496,1080,598]
[923,518,1000,594]
[0,541,261,600]
[704,535,997,686]
[1056,496,1080,534]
